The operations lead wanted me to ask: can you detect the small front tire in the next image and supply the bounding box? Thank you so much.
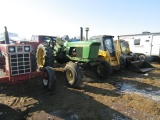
[42,66,56,91]
[64,62,82,88]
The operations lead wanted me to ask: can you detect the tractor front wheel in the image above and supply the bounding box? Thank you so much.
[64,62,82,88]
[42,66,56,91]
[96,61,112,80]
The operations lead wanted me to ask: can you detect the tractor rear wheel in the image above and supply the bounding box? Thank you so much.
[96,61,112,80]
[42,66,56,91]
[64,62,82,88]
[36,44,54,68]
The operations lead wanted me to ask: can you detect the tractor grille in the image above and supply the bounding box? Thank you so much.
[10,53,31,75]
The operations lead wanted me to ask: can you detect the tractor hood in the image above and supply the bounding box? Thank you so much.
[66,41,101,59]
[67,41,100,47]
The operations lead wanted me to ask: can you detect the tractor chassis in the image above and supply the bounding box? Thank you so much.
[0,69,45,84]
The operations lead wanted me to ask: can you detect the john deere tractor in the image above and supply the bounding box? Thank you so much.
[36,28,111,87]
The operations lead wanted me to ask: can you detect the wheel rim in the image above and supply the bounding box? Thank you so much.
[37,48,45,67]
[66,69,74,84]
[43,78,48,86]
[97,64,105,76]
[139,55,145,60]
[43,72,48,86]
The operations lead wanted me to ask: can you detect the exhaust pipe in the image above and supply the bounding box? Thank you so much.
[80,27,83,41]
[85,27,89,41]
[4,26,10,44]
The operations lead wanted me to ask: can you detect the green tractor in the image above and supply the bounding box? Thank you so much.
[36,27,111,87]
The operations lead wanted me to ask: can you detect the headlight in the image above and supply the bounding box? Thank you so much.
[24,46,30,52]
[8,46,15,52]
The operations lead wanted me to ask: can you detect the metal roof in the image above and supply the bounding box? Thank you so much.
[118,32,160,37]
[90,35,114,39]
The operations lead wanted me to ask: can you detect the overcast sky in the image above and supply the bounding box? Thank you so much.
[0,0,159,39]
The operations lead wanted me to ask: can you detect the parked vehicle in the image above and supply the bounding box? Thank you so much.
[114,39,155,73]
[89,35,120,73]
[35,27,112,84]
[118,32,160,62]
[0,26,56,91]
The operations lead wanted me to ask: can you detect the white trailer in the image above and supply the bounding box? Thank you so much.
[118,32,160,62]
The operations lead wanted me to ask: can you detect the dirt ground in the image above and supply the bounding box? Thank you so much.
[0,62,160,120]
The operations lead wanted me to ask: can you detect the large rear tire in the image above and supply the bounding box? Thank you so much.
[36,44,54,68]
[64,62,82,88]
[42,66,56,91]
[96,61,112,80]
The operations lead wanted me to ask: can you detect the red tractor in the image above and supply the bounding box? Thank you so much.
[0,27,56,91]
